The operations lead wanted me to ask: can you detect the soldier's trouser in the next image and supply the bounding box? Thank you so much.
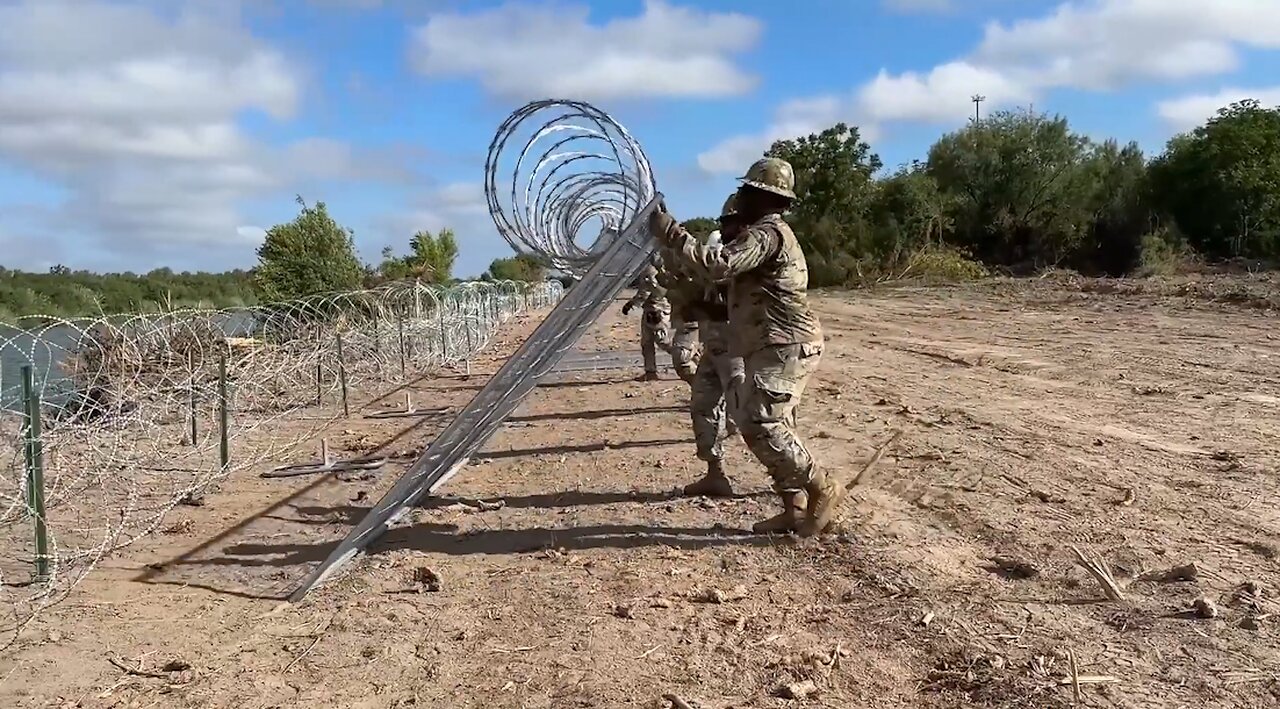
[640,308,670,374]
[690,321,744,463]
[668,319,701,382]
[738,342,822,491]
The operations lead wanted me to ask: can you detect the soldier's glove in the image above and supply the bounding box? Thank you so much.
[621,301,635,316]
[648,210,681,245]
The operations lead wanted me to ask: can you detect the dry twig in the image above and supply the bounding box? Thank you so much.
[1070,546,1124,601]
[107,656,168,680]
[847,429,904,489]
[1057,675,1118,686]
[662,693,695,709]
[1067,649,1082,704]
[284,612,339,673]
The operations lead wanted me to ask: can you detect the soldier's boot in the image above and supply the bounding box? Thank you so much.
[682,459,734,497]
[751,489,806,534]
[797,468,847,537]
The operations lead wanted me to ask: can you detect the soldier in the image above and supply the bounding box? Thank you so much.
[647,157,842,537]
[620,251,671,382]
[655,260,701,384]
[678,194,748,497]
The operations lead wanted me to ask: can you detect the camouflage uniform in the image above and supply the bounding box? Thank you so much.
[622,253,671,380]
[654,259,701,383]
[648,157,844,537]
[674,198,748,498]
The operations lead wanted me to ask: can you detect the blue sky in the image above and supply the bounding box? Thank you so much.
[1,0,1278,278]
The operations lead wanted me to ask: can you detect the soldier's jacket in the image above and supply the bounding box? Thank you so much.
[653,256,689,317]
[624,259,671,314]
[657,246,729,324]
[668,213,821,355]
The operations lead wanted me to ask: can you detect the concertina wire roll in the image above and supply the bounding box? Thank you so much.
[290,99,663,600]
[484,99,659,278]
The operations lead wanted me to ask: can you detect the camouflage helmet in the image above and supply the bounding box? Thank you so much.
[719,193,739,219]
[738,157,796,200]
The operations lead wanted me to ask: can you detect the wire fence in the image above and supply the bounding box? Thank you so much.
[0,278,562,647]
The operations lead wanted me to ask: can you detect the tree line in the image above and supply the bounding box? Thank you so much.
[745,98,1280,286]
[0,267,259,321]
[252,197,551,302]
[0,196,551,319]
[10,96,1271,318]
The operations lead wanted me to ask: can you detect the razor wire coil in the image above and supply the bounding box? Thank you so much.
[484,99,658,277]
[0,278,560,649]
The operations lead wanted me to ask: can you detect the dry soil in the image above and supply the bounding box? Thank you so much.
[2,278,1278,708]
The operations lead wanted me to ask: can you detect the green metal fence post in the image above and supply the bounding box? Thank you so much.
[372,314,381,374]
[464,299,475,353]
[397,310,407,378]
[187,351,197,446]
[314,327,324,406]
[20,365,49,582]
[218,350,230,473]
[336,332,350,418]
[437,305,448,360]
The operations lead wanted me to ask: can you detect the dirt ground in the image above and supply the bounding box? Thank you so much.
[2,278,1278,708]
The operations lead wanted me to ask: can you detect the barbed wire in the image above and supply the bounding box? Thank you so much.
[287,99,660,599]
[0,277,562,648]
[484,99,657,278]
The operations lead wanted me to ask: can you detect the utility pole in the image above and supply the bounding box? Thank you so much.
[971,94,986,123]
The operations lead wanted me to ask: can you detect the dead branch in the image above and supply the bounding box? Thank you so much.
[662,693,696,709]
[107,656,169,680]
[847,429,904,489]
[1070,546,1124,601]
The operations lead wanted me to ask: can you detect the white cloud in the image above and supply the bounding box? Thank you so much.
[1156,87,1280,131]
[697,96,857,175]
[0,0,407,271]
[701,0,1280,173]
[970,0,1280,90]
[435,182,487,214]
[374,181,505,277]
[408,0,761,100]
[857,61,1032,124]
[236,225,267,241]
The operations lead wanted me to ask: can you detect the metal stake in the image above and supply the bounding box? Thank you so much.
[218,350,230,472]
[336,332,350,417]
[397,311,407,378]
[21,365,49,582]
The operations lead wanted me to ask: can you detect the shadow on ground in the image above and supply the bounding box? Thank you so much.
[150,515,779,601]
[509,405,684,423]
[218,521,777,570]
[476,437,691,460]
